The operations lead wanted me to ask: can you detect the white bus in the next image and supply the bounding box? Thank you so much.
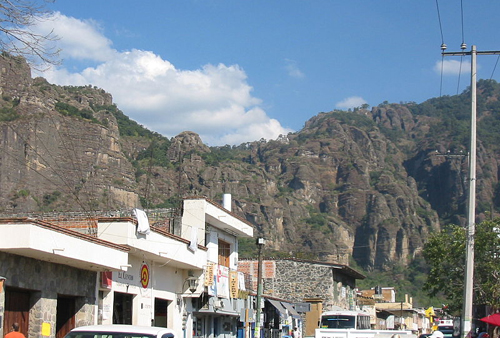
[319,310,371,329]
[315,310,415,338]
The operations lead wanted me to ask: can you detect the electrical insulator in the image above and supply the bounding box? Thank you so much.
[441,43,447,51]
[461,42,467,50]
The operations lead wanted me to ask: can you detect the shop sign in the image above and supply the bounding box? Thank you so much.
[217,265,229,298]
[140,262,149,288]
[101,271,112,289]
[230,271,238,298]
[207,262,217,296]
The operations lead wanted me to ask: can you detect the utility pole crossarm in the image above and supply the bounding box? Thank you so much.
[442,51,500,56]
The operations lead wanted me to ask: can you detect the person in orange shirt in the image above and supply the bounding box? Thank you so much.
[5,323,26,338]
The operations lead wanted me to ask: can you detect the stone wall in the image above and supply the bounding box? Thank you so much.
[0,252,97,338]
[239,259,357,311]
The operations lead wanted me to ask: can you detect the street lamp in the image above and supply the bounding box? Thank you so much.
[254,238,265,338]
[185,271,199,293]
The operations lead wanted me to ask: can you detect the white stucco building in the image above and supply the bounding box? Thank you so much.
[0,195,254,338]
[181,196,254,338]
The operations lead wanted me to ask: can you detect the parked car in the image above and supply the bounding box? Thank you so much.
[438,325,459,338]
[64,325,178,338]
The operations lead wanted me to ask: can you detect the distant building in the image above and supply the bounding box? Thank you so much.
[357,287,430,333]
[239,258,365,337]
[359,286,396,303]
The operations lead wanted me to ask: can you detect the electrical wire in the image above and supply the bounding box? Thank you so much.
[457,56,464,95]
[490,56,500,80]
[435,0,445,97]
[460,0,465,45]
[440,54,445,97]
[435,0,445,46]
[456,0,466,94]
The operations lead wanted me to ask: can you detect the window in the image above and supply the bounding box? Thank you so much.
[218,240,230,267]
[320,315,356,329]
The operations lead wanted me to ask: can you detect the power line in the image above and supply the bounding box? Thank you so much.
[435,0,446,97]
[457,55,464,95]
[460,0,465,45]
[456,0,466,94]
[490,56,500,80]
[435,0,445,46]
[439,53,445,97]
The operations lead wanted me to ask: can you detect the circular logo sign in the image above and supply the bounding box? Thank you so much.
[140,263,149,288]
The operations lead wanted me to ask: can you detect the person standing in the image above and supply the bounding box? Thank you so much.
[5,323,26,338]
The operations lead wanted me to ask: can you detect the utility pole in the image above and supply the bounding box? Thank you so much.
[254,238,265,338]
[400,301,404,330]
[442,45,500,338]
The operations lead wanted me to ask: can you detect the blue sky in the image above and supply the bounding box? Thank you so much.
[28,1,500,145]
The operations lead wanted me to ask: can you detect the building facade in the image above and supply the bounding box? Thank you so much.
[0,196,255,338]
[238,258,365,337]
[181,197,254,338]
[0,218,129,338]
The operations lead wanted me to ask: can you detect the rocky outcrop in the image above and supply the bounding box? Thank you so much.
[3,55,500,271]
[0,55,139,212]
[144,112,440,271]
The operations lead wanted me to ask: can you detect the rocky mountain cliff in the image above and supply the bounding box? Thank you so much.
[2,54,500,271]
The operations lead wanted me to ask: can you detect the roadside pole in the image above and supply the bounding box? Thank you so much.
[441,45,500,338]
[254,238,265,338]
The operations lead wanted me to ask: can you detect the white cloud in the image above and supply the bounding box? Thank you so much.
[35,12,115,62]
[336,96,367,109]
[285,59,305,79]
[434,59,471,75]
[33,13,292,146]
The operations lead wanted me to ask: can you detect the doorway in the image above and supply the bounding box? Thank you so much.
[113,292,133,324]
[3,288,30,336]
[154,298,170,327]
[56,296,76,338]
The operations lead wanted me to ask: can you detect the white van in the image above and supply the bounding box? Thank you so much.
[64,325,178,338]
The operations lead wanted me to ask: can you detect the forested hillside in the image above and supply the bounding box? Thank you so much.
[1,55,500,306]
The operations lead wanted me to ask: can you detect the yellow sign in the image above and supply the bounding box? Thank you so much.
[140,263,149,288]
[230,271,238,298]
[425,307,435,318]
[205,263,214,286]
[41,322,51,336]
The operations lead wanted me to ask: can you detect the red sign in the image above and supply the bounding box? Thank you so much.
[140,263,149,288]
[101,271,112,289]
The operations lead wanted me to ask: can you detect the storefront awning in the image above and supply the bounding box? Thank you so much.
[194,309,240,317]
[268,299,288,316]
[282,302,301,319]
